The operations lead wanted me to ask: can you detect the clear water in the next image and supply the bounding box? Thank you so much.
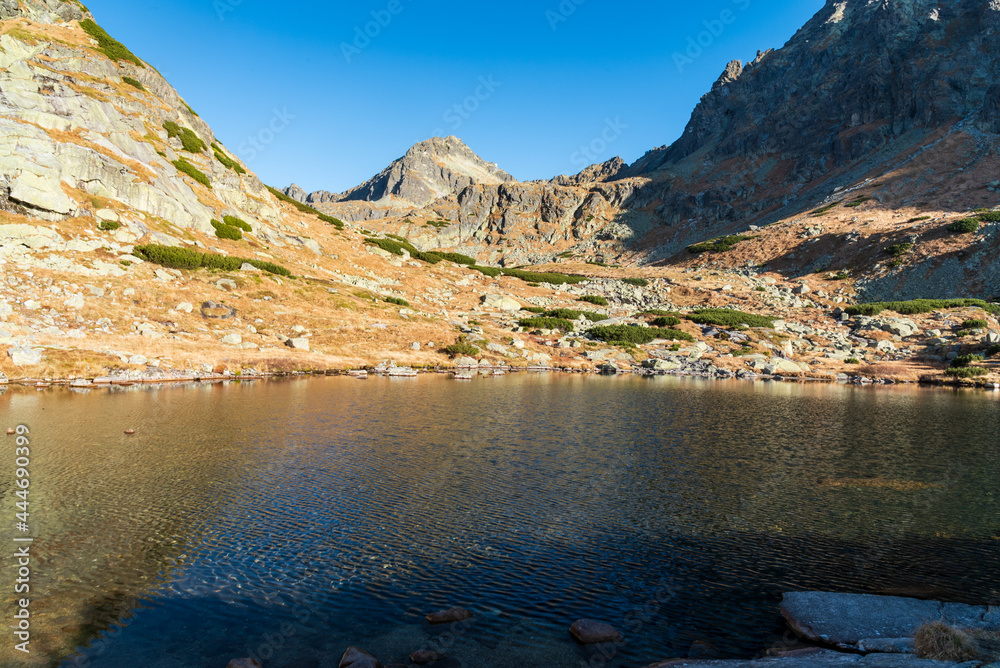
[1,375,999,668]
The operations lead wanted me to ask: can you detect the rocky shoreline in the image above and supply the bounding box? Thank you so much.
[2,361,999,392]
[218,593,999,668]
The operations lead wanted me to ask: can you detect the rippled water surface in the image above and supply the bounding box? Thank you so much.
[1,375,999,667]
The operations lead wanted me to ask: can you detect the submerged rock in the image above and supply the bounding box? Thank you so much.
[225,659,262,668]
[339,647,382,668]
[569,618,623,644]
[409,649,445,664]
[425,607,474,625]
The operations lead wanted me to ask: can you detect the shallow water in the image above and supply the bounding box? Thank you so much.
[1,375,999,667]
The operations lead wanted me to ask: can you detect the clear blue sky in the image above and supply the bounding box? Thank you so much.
[89,0,823,193]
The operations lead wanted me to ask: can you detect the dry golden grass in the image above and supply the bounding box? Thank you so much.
[914,622,994,662]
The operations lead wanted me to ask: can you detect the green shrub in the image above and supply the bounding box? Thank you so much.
[211,220,242,241]
[588,325,693,345]
[810,202,842,217]
[445,342,480,357]
[622,278,649,287]
[132,244,290,276]
[886,243,913,257]
[79,19,143,67]
[437,252,477,266]
[641,310,679,317]
[364,237,442,264]
[518,317,575,332]
[844,196,872,208]
[163,121,207,154]
[951,354,985,368]
[543,309,606,322]
[222,215,252,232]
[132,244,203,269]
[521,306,546,314]
[845,299,997,317]
[907,216,932,223]
[213,146,246,175]
[384,297,409,307]
[947,218,980,234]
[846,358,861,365]
[986,344,1000,358]
[317,213,345,230]
[687,308,775,329]
[172,158,211,188]
[977,211,1000,223]
[831,273,851,281]
[962,319,989,329]
[98,220,120,231]
[121,76,145,91]
[955,330,973,338]
[946,366,989,378]
[471,266,585,285]
[580,295,609,306]
[651,316,681,327]
[688,235,752,254]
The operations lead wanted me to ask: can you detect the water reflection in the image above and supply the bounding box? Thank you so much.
[0,376,995,667]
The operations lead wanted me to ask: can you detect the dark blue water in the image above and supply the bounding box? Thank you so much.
[1,375,998,667]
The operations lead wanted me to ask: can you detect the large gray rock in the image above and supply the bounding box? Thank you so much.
[780,592,998,650]
[7,347,42,366]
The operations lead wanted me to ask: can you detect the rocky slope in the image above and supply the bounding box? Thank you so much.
[330,0,1000,299]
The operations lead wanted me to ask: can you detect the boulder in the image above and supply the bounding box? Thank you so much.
[569,619,623,645]
[222,334,243,346]
[986,331,1000,345]
[285,337,310,351]
[453,356,478,368]
[63,293,84,309]
[7,346,42,366]
[482,294,521,311]
[339,647,382,668]
[175,302,194,313]
[425,607,474,625]
[780,592,998,650]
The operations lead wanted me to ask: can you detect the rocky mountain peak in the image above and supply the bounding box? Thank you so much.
[294,135,517,209]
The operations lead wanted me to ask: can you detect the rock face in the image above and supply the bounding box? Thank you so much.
[780,592,1000,650]
[0,0,290,243]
